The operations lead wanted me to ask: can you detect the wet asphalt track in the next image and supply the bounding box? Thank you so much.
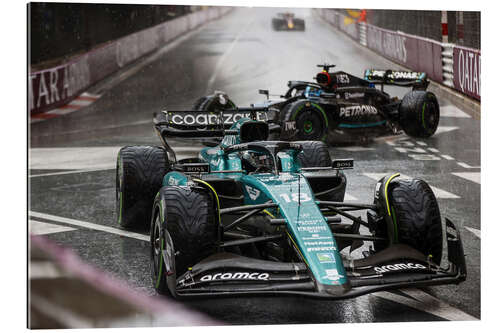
[29,7,480,324]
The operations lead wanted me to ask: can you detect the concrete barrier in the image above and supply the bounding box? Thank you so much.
[315,8,480,104]
[29,7,233,115]
[29,234,221,328]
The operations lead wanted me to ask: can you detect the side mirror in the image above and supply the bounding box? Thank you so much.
[259,89,269,99]
[201,139,220,147]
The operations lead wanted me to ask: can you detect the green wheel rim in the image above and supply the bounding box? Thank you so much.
[303,120,313,134]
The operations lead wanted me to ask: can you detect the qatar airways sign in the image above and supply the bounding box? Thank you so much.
[29,57,91,114]
[453,46,481,100]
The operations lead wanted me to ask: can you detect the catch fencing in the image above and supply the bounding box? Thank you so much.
[315,9,480,101]
[29,7,233,115]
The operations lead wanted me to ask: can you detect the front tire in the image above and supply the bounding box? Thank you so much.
[399,91,440,138]
[161,186,217,274]
[387,179,443,265]
[116,146,168,229]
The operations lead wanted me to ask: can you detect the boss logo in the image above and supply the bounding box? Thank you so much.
[185,166,206,172]
[332,159,354,170]
[181,164,210,173]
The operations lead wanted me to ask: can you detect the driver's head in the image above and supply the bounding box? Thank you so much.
[316,71,332,88]
[241,151,274,173]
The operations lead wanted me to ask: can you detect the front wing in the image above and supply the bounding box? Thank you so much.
[168,219,466,299]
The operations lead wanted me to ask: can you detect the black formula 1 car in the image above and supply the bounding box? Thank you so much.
[272,12,305,31]
[194,64,441,144]
[115,109,466,299]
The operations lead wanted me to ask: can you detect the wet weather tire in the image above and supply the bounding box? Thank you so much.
[294,141,346,202]
[399,90,440,138]
[294,141,331,167]
[272,18,282,31]
[280,100,328,141]
[389,179,443,265]
[192,96,209,110]
[159,186,217,275]
[116,146,168,230]
[150,212,170,295]
[294,19,305,31]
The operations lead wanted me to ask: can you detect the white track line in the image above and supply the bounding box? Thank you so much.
[363,173,460,199]
[465,226,481,239]
[452,172,481,184]
[336,146,375,152]
[435,126,459,135]
[440,105,471,118]
[457,162,481,169]
[30,294,95,328]
[29,167,115,178]
[29,211,149,242]
[29,219,76,235]
[383,288,478,321]
[30,261,66,279]
[206,18,255,91]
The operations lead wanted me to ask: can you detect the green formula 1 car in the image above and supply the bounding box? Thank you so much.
[115,109,466,299]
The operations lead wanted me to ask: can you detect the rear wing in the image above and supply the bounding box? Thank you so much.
[153,108,276,162]
[154,108,272,138]
[364,69,429,89]
[277,12,295,18]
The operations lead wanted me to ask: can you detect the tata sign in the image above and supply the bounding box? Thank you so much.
[453,46,481,100]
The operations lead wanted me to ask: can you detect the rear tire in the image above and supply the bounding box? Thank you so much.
[294,141,346,202]
[272,18,281,31]
[388,179,443,265]
[192,92,236,112]
[294,19,305,31]
[399,91,440,138]
[280,100,329,142]
[116,146,168,230]
[294,141,331,167]
[192,96,209,110]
